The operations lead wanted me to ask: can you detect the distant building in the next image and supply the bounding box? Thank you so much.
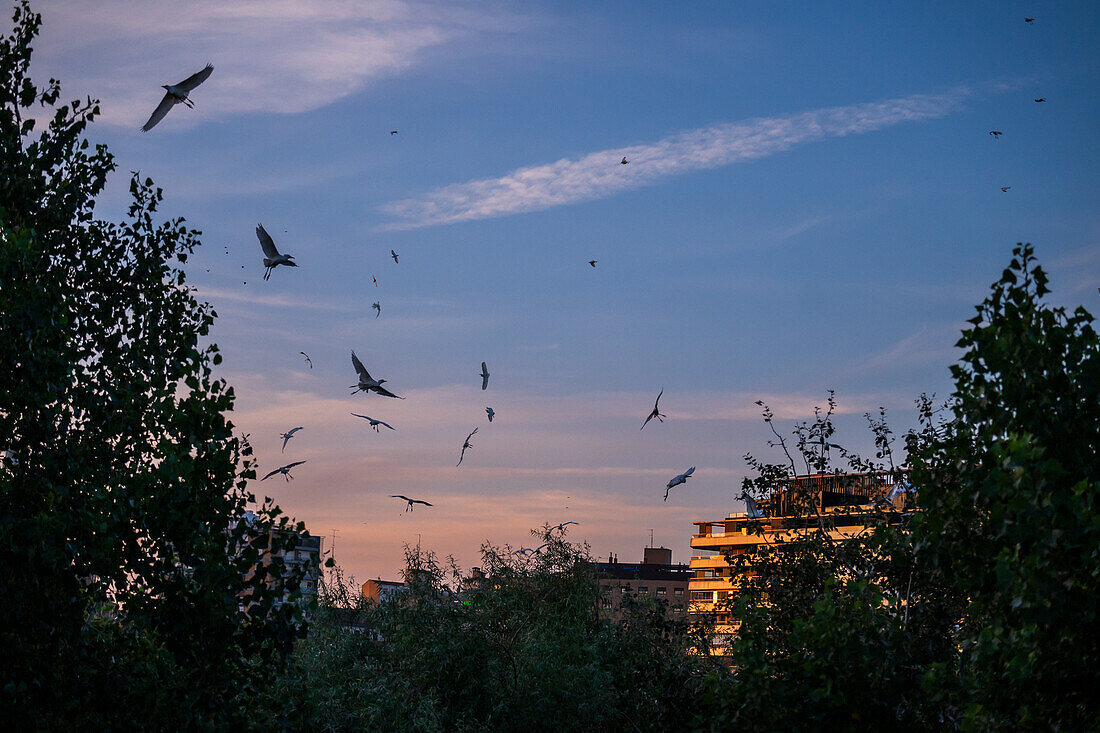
[235,511,323,618]
[596,546,691,617]
[361,578,407,604]
[688,470,909,654]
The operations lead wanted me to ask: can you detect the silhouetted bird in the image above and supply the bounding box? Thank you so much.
[989,130,1003,137]
[1001,187,1011,192]
[486,406,495,422]
[480,362,490,390]
[141,64,213,131]
[261,461,306,482]
[372,302,381,318]
[620,157,629,165]
[1034,98,1045,103]
[279,426,304,452]
[300,351,313,368]
[351,413,395,432]
[1025,17,1034,23]
[391,249,399,263]
[390,130,399,135]
[588,260,597,267]
[391,494,432,512]
[350,350,403,398]
[641,390,666,430]
[551,521,579,533]
[457,427,478,466]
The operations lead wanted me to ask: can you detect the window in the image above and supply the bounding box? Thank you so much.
[620,585,628,594]
[656,587,667,596]
[690,591,711,601]
[673,588,684,596]
[638,586,648,594]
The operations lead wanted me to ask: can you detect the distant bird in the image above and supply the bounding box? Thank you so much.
[480,362,490,390]
[1001,186,1011,192]
[588,260,597,268]
[1024,17,1034,23]
[641,390,666,430]
[989,130,1003,137]
[372,302,381,318]
[391,494,432,512]
[255,224,297,280]
[391,249,399,264]
[261,460,306,482]
[351,412,395,432]
[1034,98,1045,103]
[372,275,378,287]
[350,350,404,398]
[664,466,695,501]
[620,157,629,165]
[300,351,313,369]
[141,64,213,132]
[486,406,495,422]
[457,427,478,466]
[551,521,579,533]
[513,544,547,556]
[744,494,765,519]
[390,130,399,135]
[279,426,304,452]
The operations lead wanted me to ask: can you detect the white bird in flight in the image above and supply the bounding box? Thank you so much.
[255,224,297,280]
[480,362,490,390]
[664,466,695,501]
[261,460,306,482]
[350,350,403,399]
[391,494,432,512]
[141,64,213,132]
[351,412,395,432]
[278,426,304,452]
[457,427,478,466]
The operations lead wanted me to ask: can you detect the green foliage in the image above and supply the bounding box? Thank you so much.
[909,243,1099,730]
[263,530,722,732]
[0,3,309,727]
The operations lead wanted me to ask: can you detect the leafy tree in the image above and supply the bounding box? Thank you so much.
[1,3,309,727]
[265,529,721,731]
[909,243,1099,729]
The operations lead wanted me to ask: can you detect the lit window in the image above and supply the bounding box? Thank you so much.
[656,587,667,595]
[620,585,628,594]
[638,586,649,594]
[673,588,684,596]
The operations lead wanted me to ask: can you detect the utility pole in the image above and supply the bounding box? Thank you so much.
[648,528,654,548]
[329,528,339,559]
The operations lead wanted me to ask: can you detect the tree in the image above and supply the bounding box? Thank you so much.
[909,243,1099,729]
[0,3,309,726]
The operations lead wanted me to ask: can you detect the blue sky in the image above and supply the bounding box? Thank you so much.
[31,0,1100,581]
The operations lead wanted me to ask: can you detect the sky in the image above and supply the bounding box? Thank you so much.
[28,0,1100,583]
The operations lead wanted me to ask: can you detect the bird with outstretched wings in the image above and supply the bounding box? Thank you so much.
[141,64,213,132]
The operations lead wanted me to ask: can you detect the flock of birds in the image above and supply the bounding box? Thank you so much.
[140,58,699,521]
[139,14,1044,540]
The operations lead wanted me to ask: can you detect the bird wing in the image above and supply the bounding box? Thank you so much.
[261,468,281,481]
[412,499,432,506]
[284,460,307,470]
[351,412,371,421]
[378,420,395,430]
[141,93,176,132]
[281,434,291,452]
[654,390,663,409]
[391,494,411,502]
[467,427,479,442]
[684,466,695,477]
[256,224,280,258]
[176,64,213,92]
[641,412,654,430]
[288,426,303,436]
[350,350,371,380]
[372,385,404,399]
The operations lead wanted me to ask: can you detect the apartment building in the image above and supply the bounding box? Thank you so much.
[596,546,691,617]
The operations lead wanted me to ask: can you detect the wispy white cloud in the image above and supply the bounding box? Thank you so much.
[34,0,524,128]
[379,88,971,229]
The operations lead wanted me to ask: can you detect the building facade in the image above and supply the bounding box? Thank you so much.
[688,471,907,649]
[596,546,691,617]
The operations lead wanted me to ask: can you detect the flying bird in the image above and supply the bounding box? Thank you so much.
[588,260,597,268]
[372,302,381,318]
[989,130,1003,137]
[279,426,304,452]
[255,224,297,280]
[664,466,695,501]
[141,64,213,132]
[513,545,547,556]
[372,275,378,287]
[390,130,399,135]
[744,494,765,519]
[620,157,629,165]
[300,351,313,369]
[1024,17,1034,23]
[351,412,395,432]
[261,460,306,482]
[551,521,579,533]
[457,427,478,466]
[1034,98,1045,103]
[641,390,667,430]
[486,406,495,423]
[391,494,432,512]
[480,362,490,390]
[1001,187,1011,192]
[350,350,404,398]
[391,249,399,264]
